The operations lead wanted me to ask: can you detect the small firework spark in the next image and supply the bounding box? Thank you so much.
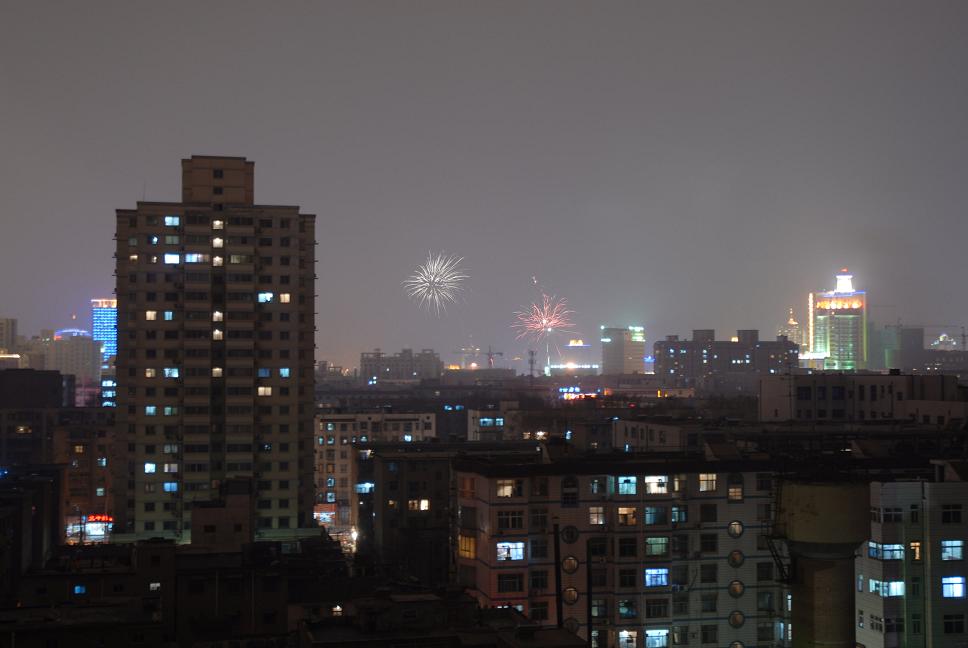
[403,251,468,316]
[512,293,575,341]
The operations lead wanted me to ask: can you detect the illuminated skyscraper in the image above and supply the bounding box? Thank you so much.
[808,269,867,370]
[600,325,646,374]
[777,307,804,349]
[90,298,117,366]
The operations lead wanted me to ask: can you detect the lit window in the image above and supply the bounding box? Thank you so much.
[129,254,138,262]
[212,237,224,248]
[145,310,157,321]
[646,537,669,556]
[212,329,223,340]
[257,368,271,378]
[96,487,105,497]
[73,585,86,595]
[459,534,476,558]
[212,256,224,266]
[145,368,156,378]
[910,541,922,561]
[163,367,179,378]
[700,473,718,491]
[73,444,85,454]
[496,479,522,497]
[212,367,223,377]
[212,311,223,322]
[618,476,637,495]
[279,368,290,378]
[97,457,107,467]
[279,293,291,303]
[257,291,274,303]
[163,406,178,416]
[644,475,668,494]
[145,405,157,416]
[212,219,224,230]
[882,544,904,560]
[163,463,178,473]
[144,462,156,474]
[163,482,178,492]
[496,541,525,561]
[161,310,173,321]
[148,235,159,245]
[184,253,210,263]
[258,386,273,396]
[164,215,180,226]
[589,506,605,525]
[644,629,667,648]
[645,568,669,587]
[942,576,966,598]
[942,540,965,561]
[149,581,161,591]
[163,253,180,264]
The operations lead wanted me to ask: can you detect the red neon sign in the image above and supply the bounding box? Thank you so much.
[86,514,114,523]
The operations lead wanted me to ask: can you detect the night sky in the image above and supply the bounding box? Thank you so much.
[3,2,968,369]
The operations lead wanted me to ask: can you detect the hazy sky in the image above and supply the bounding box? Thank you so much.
[3,2,967,369]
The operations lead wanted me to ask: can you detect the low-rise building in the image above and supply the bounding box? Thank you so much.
[759,372,968,425]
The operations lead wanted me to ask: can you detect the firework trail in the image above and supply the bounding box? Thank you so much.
[403,251,468,316]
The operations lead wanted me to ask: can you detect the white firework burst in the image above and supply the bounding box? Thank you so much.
[403,251,468,316]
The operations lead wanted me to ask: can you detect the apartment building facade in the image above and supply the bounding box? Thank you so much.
[759,372,968,425]
[455,457,790,648]
[855,462,968,648]
[313,411,436,535]
[114,155,316,539]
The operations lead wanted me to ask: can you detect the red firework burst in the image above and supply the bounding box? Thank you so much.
[512,294,575,341]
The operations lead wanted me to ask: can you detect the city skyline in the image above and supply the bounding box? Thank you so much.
[3,3,968,370]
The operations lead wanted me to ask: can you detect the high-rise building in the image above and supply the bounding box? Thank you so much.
[809,269,867,370]
[90,298,117,366]
[600,326,646,375]
[114,155,316,539]
[777,308,804,349]
[0,318,16,352]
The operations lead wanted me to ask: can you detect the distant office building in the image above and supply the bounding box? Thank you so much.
[809,269,867,370]
[90,298,117,366]
[601,326,646,375]
[0,318,16,352]
[114,155,316,539]
[777,308,804,349]
[45,329,102,407]
[654,330,798,394]
[360,348,442,381]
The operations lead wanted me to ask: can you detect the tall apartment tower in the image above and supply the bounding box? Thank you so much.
[600,326,646,375]
[114,155,316,539]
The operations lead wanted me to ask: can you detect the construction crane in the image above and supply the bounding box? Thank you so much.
[453,344,504,369]
[483,346,504,369]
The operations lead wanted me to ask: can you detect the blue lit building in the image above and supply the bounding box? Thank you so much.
[90,298,117,366]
